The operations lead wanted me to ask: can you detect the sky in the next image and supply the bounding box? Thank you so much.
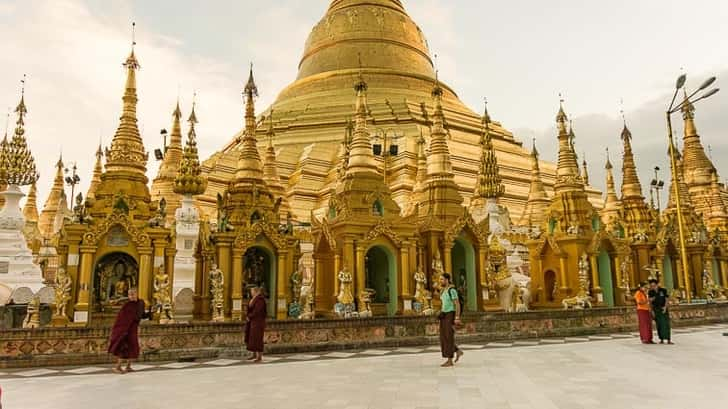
[1,0,727,209]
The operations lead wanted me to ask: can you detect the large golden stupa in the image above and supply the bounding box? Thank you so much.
[196,0,601,222]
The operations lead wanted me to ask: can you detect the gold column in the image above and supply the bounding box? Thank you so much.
[333,253,342,302]
[720,259,728,288]
[138,249,153,305]
[314,254,326,312]
[231,250,243,320]
[165,246,176,290]
[443,245,452,275]
[73,246,95,323]
[400,244,411,297]
[400,244,411,313]
[589,254,600,291]
[217,241,232,318]
[276,251,288,320]
[355,244,366,310]
[675,260,685,291]
[558,257,569,294]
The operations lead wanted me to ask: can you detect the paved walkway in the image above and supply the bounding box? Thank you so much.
[2,324,727,409]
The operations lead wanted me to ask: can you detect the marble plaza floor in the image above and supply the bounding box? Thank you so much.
[1,324,727,409]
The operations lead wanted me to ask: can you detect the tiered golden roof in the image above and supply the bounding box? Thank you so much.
[472,102,505,200]
[680,90,714,190]
[22,181,39,222]
[173,101,207,196]
[601,148,621,226]
[517,140,550,227]
[618,123,653,240]
[86,144,104,200]
[554,102,582,192]
[104,48,148,176]
[262,112,290,218]
[0,89,39,187]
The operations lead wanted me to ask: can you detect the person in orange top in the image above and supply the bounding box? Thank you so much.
[634,282,654,344]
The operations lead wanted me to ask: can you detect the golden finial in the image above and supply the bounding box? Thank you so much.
[354,53,367,93]
[174,94,206,196]
[556,92,568,124]
[244,62,258,98]
[1,76,39,186]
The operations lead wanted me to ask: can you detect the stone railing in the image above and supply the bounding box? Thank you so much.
[2,303,727,369]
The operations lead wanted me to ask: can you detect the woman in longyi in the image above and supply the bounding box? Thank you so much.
[107,287,151,373]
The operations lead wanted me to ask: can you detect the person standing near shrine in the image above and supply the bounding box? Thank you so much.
[634,282,654,344]
[108,287,151,373]
[244,286,267,363]
[438,273,463,367]
[648,278,673,344]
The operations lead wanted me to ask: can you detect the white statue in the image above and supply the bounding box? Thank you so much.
[298,275,315,320]
[563,253,593,310]
[209,263,225,322]
[53,267,72,318]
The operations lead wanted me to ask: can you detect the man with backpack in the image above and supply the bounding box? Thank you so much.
[438,273,463,367]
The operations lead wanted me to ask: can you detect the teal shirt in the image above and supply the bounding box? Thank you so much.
[440,286,458,313]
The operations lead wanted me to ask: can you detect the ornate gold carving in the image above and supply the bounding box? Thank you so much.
[82,212,150,247]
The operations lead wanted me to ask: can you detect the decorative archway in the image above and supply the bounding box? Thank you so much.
[364,244,398,316]
[544,270,557,302]
[243,245,277,318]
[450,236,477,312]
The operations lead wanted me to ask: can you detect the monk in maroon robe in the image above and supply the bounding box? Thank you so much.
[244,286,267,362]
[108,288,150,373]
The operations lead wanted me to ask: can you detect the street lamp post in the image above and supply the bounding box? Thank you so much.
[64,162,80,210]
[372,128,402,185]
[665,73,719,303]
[650,166,664,212]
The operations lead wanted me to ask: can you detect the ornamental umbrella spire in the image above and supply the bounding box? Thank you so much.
[174,97,207,196]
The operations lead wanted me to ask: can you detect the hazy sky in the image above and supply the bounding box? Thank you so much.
[1,0,727,208]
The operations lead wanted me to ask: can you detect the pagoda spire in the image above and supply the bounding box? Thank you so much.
[620,121,644,200]
[105,23,148,176]
[581,155,590,186]
[517,139,550,227]
[680,88,715,190]
[473,99,505,200]
[601,148,621,225]
[86,143,104,200]
[344,63,378,176]
[262,110,290,217]
[22,180,39,223]
[426,72,454,179]
[706,168,728,229]
[554,98,582,192]
[234,63,265,185]
[155,100,184,180]
[666,141,694,211]
[2,76,39,187]
[173,98,207,196]
[414,129,427,191]
[39,153,65,237]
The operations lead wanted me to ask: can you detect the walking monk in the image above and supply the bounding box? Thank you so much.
[108,287,151,373]
[244,286,267,363]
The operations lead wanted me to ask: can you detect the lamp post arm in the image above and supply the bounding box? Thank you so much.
[666,111,692,303]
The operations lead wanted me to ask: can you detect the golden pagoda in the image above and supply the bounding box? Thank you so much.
[261,111,291,220]
[311,70,418,317]
[196,0,602,228]
[600,149,621,228]
[57,41,175,324]
[528,103,630,307]
[197,67,299,321]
